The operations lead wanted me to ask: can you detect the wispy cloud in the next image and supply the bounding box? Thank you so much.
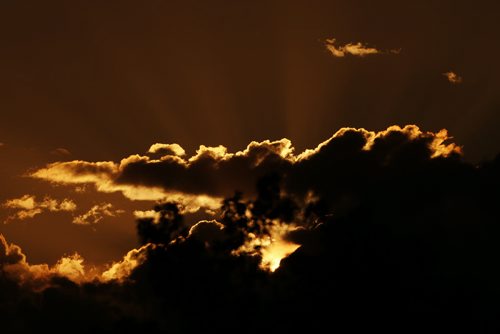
[3,195,76,222]
[325,38,400,57]
[72,203,124,225]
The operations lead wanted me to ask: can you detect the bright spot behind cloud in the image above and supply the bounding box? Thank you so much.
[233,220,301,272]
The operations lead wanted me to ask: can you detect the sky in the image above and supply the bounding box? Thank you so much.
[1,0,500,264]
[1,1,500,332]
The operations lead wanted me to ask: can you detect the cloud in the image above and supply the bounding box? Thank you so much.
[0,234,97,286]
[324,38,400,58]
[3,125,500,332]
[30,125,461,212]
[0,234,26,266]
[133,209,159,222]
[147,143,186,157]
[443,71,463,84]
[1,233,149,287]
[51,253,87,282]
[101,243,154,282]
[324,38,381,57]
[3,195,76,222]
[30,159,221,212]
[72,203,124,225]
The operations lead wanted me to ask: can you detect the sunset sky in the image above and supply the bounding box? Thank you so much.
[1,1,500,332]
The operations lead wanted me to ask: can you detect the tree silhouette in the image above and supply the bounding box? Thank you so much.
[137,202,184,245]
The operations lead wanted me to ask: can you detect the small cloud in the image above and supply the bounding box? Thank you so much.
[50,148,71,156]
[72,203,124,225]
[443,71,463,84]
[325,38,400,58]
[3,195,76,222]
[133,210,160,223]
[325,38,380,57]
[147,143,186,157]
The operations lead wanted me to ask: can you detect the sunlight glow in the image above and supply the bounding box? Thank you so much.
[233,220,301,272]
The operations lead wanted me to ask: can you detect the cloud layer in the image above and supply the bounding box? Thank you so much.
[31,125,460,212]
[3,125,500,333]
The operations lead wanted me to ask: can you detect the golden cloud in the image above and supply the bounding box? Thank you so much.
[325,38,400,57]
[325,38,380,57]
[101,243,155,282]
[148,143,186,156]
[3,195,77,222]
[133,209,159,222]
[72,203,124,225]
[298,125,461,160]
[1,233,154,286]
[1,234,99,287]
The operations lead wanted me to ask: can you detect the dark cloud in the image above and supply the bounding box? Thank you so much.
[3,125,500,332]
[31,125,460,208]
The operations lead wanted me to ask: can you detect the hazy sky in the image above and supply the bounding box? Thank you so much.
[2,2,500,333]
[1,0,499,265]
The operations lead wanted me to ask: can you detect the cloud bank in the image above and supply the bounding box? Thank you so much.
[3,125,500,333]
[31,125,460,212]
